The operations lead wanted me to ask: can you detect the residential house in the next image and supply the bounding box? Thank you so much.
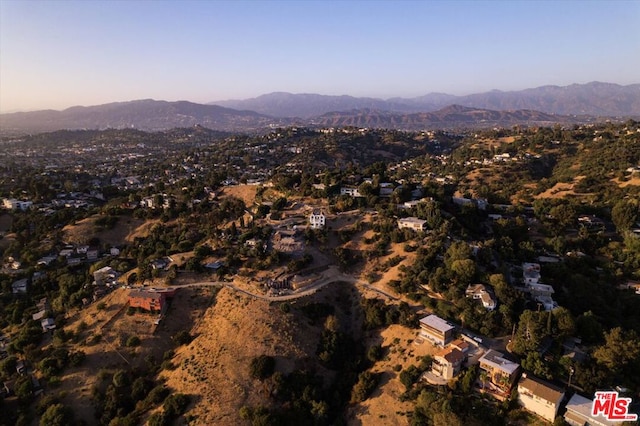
[93,266,117,286]
[563,393,617,426]
[452,197,488,211]
[419,314,456,346]
[465,284,497,310]
[479,349,521,392]
[309,210,326,229]
[128,290,166,312]
[522,262,541,285]
[32,310,46,321]
[450,338,471,356]
[41,318,56,333]
[2,198,33,211]
[12,278,28,295]
[517,373,565,423]
[379,182,396,197]
[431,347,465,380]
[86,247,99,261]
[398,217,428,232]
[340,187,362,197]
[150,257,170,270]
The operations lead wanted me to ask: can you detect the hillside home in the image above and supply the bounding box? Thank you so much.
[419,314,455,346]
[128,290,166,312]
[309,210,326,229]
[398,217,428,232]
[522,262,541,285]
[452,197,488,211]
[2,198,33,211]
[12,278,28,295]
[517,373,565,423]
[465,284,497,310]
[93,266,117,286]
[41,318,56,332]
[479,350,521,392]
[563,393,617,426]
[431,347,465,380]
[340,186,362,197]
[379,182,396,197]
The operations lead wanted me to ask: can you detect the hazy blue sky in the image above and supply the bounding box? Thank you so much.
[1,0,638,112]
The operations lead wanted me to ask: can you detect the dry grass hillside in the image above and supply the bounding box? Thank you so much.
[161,280,363,425]
[56,286,218,423]
[62,216,158,245]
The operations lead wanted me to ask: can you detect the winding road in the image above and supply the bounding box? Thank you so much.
[168,265,400,302]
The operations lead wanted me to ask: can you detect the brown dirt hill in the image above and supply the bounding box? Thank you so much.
[161,281,363,425]
[62,215,157,245]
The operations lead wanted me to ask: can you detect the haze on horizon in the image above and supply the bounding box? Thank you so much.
[0,0,638,114]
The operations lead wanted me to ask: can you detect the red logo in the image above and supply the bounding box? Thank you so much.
[592,391,638,422]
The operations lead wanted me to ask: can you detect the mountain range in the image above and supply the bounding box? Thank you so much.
[1,82,638,134]
[212,82,640,118]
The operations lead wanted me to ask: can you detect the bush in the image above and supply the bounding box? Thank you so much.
[367,345,383,363]
[250,355,275,381]
[173,331,193,346]
[163,393,190,418]
[350,371,379,403]
[126,336,141,347]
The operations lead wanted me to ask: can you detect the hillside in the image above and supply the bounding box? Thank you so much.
[310,105,582,130]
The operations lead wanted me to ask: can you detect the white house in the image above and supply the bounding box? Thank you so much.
[517,373,565,423]
[309,210,326,229]
[465,284,497,310]
[2,198,33,211]
[340,187,362,197]
[12,278,28,294]
[419,315,455,346]
[563,393,617,426]
[398,217,427,232]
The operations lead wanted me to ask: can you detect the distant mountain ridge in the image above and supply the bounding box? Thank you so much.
[0,99,294,134]
[211,82,640,118]
[1,82,638,135]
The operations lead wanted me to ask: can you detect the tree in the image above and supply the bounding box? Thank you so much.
[612,200,638,232]
[40,403,74,426]
[593,327,640,374]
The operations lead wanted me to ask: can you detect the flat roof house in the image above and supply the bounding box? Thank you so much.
[398,217,428,232]
[564,393,617,426]
[479,349,521,392]
[517,373,565,423]
[419,314,455,346]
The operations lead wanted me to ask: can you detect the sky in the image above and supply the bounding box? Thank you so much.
[0,0,639,113]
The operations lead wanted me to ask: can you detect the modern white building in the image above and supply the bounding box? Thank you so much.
[309,210,326,229]
[563,393,617,426]
[419,315,456,346]
[340,187,362,197]
[398,217,427,232]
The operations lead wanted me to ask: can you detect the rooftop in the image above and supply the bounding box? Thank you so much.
[479,349,520,375]
[419,314,455,333]
[518,373,564,402]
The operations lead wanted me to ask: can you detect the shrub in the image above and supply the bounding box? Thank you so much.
[249,355,275,381]
[173,331,193,346]
[126,336,141,347]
